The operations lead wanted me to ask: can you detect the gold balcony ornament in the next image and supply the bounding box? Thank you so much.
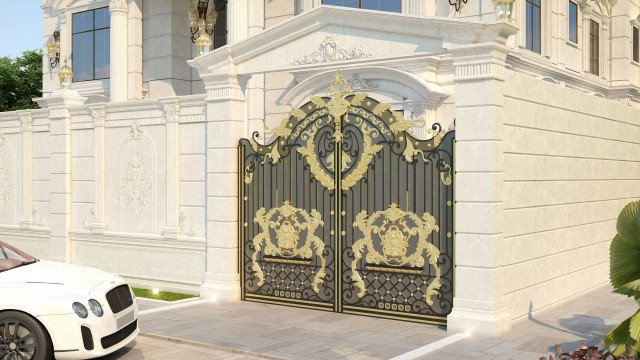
[47,31,61,68]
[493,0,516,21]
[58,58,73,90]
[189,0,220,54]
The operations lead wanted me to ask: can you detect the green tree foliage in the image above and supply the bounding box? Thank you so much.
[0,50,43,112]
[606,201,640,357]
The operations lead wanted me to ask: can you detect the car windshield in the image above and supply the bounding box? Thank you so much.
[0,241,37,272]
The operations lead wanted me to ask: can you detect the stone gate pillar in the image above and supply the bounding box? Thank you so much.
[445,23,517,337]
[194,52,245,301]
[37,90,87,263]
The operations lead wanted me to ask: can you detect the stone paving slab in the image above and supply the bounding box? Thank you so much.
[97,335,262,360]
[138,301,450,360]
[424,285,638,360]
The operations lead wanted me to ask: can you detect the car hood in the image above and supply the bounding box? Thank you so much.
[0,260,118,291]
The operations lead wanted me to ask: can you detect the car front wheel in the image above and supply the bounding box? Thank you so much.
[0,311,52,360]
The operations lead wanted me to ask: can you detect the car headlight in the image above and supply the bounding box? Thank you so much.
[72,302,88,318]
[88,299,103,317]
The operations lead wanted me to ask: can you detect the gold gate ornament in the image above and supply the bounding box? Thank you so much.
[350,204,442,306]
[251,201,327,293]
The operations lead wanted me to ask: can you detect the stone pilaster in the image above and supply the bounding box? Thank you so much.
[38,90,87,263]
[18,111,34,229]
[228,0,249,44]
[196,55,245,302]
[601,18,611,80]
[128,0,143,100]
[161,99,181,239]
[90,105,107,233]
[110,0,129,102]
[445,23,517,337]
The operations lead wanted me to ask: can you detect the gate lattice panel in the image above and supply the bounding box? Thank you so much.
[239,73,454,324]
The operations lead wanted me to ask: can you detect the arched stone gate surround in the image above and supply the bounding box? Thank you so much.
[189,6,518,336]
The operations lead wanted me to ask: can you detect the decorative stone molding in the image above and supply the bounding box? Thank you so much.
[206,86,245,102]
[292,36,372,66]
[631,15,640,27]
[91,106,107,127]
[109,0,128,13]
[162,102,181,123]
[614,97,632,106]
[19,112,33,132]
[348,74,378,91]
[0,130,5,147]
[129,120,144,140]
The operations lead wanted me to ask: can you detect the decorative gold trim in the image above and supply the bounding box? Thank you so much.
[251,201,327,293]
[264,257,313,265]
[350,203,442,306]
[365,265,423,275]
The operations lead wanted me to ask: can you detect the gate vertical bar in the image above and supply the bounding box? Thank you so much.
[334,114,343,313]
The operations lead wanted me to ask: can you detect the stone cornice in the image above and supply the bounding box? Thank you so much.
[189,6,519,76]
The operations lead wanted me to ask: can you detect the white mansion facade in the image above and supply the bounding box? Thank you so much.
[0,0,638,335]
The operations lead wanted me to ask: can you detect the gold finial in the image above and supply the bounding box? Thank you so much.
[326,72,353,98]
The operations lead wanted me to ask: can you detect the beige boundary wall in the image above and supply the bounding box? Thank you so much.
[501,71,640,319]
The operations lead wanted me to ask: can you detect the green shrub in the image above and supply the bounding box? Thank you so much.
[605,201,640,357]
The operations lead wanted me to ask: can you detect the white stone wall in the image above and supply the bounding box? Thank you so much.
[501,71,640,319]
[0,96,208,294]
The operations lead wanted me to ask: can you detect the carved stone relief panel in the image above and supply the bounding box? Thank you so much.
[117,121,156,233]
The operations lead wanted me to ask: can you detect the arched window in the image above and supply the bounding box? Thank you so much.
[321,0,401,13]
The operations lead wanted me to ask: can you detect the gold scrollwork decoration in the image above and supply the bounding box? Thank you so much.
[243,72,452,191]
[251,201,327,293]
[350,204,442,306]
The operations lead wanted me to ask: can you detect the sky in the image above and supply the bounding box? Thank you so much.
[0,1,43,58]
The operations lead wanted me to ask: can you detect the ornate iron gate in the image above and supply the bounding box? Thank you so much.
[239,73,454,324]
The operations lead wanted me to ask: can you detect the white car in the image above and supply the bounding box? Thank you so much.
[0,240,139,360]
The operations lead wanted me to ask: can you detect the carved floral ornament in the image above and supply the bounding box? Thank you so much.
[19,113,33,132]
[577,0,617,15]
[120,121,152,224]
[292,36,372,66]
[91,107,106,127]
[163,102,181,123]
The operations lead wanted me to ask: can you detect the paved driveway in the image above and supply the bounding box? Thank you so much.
[96,335,261,360]
[138,301,450,360]
[133,285,638,360]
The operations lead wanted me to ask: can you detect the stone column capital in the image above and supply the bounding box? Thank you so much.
[17,111,33,132]
[447,42,512,82]
[90,106,107,127]
[161,100,181,123]
[109,0,129,13]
